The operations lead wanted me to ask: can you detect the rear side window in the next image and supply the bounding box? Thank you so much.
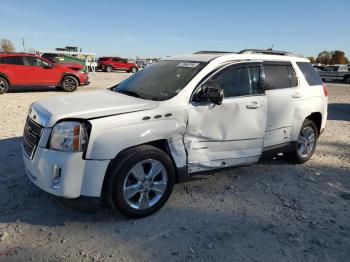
[1,56,24,65]
[296,62,323,86]
[263,63,298,90]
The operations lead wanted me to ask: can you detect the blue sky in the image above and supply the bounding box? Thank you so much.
[1,0,349,58]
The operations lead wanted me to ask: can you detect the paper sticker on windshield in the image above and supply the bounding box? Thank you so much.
[177,62,199,68]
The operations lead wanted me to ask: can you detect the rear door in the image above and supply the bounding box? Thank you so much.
[262,61,299,148]
[184,62,267,172]
[24,56,61,85]
[1,56,28,85]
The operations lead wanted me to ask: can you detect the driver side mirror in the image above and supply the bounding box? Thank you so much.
[43,64,53,69]
[193,84,224,105]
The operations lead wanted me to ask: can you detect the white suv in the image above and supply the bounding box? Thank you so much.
[22,49,328,218]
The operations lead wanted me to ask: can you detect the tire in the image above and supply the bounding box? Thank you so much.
[284,119,318,164]
[130,67,138,73]
[102,145,175,218]
[106,66,113,73]
[0,77,9,95]
[344,76,350,84]
[61,76,78,92]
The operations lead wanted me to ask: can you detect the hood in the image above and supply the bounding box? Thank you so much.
[57,62,84,70]
[31,90,158,127]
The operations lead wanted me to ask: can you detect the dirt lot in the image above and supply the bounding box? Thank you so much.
[0,73,349,262]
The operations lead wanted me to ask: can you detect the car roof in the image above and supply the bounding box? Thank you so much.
[164,53,309,63]
[163,49,309,63]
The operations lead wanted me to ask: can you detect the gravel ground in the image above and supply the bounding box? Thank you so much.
[0,73,349,262]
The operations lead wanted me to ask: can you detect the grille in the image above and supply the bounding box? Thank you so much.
[23,117,43,159]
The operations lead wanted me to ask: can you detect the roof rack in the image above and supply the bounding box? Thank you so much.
[194,50,235,55]
[238,49,298,57]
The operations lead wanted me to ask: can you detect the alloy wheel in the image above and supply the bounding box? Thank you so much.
[63,78,77,91]
[0,79,7,93]
[297,126,316,158]
[122,159,168,210]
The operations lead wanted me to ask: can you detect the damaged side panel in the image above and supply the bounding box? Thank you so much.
[184,96,267,173]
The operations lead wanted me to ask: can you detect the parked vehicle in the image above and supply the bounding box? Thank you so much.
[318,65,350,83]
[0,53,89,94]
[22,49,327,218]
[98,57,138,73]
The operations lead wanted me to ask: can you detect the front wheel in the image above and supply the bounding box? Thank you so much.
[102,145,175,218]
[61,76,78,92]
[130,67,138,73]
[284,119,318,164]
[0,77,9,95]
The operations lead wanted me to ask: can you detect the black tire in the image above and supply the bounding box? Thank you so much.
[105,66,113,73]
[102,145,175,218]
[130,67,138,73]
[344,76,350,84]
[61,76,78,92]
[0,77,9,95]
[284,119,318,164]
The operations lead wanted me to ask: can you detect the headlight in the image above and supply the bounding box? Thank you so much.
[49,121,89,152]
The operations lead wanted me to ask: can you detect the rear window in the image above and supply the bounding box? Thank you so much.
[296,62,323,86]
[1,56,24,65]
[263,63,298,90]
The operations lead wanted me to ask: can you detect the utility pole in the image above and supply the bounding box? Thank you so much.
[22,38,26,52]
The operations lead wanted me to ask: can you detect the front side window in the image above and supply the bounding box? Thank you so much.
[263,63,298,90]
[205,64,262,98]
[113,60,206,101]
[25,56,51,67]
[2,56,24,65]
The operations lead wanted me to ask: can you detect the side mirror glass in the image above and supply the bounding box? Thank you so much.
[43,64,53,69]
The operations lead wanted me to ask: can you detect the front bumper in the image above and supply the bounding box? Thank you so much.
[22,146,109,199]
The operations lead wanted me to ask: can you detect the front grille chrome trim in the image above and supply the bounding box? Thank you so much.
[23,116,43,159]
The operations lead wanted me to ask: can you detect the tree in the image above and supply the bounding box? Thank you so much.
[330,50,348,64]
[316,51,332,65]
[0,39,15,52]
[315,50,349,65]
[307,56,316,63]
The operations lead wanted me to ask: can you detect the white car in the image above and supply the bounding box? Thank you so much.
[22,49,328,218]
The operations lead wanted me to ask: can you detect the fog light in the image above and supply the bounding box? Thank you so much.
[52,164,62,189]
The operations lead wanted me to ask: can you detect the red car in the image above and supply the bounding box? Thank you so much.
[0,53,89,95]
[98,57,138,73]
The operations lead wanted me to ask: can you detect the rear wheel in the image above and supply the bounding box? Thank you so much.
[102,145,175,218]
[344,76,350,84]
[284,119,318,164]
[61,76,78,92]
[106,66,113,73]
[0,77,9,95]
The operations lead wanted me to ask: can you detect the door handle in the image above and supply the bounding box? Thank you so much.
[246,102,262,109]
[292,92,302,98]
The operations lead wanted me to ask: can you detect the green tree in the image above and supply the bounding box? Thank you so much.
[0,39,15,52]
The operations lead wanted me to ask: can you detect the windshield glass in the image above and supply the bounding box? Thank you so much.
[113,60,206,101]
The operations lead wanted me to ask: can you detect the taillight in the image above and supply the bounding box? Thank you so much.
[323,83,328,97]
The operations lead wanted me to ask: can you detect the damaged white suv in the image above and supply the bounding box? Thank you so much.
[22,49,328,218]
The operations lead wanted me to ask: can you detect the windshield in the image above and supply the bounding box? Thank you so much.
[113,60,206,101]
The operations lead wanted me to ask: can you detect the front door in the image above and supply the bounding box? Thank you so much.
[24,56,60,86]
[184,62,267,173]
